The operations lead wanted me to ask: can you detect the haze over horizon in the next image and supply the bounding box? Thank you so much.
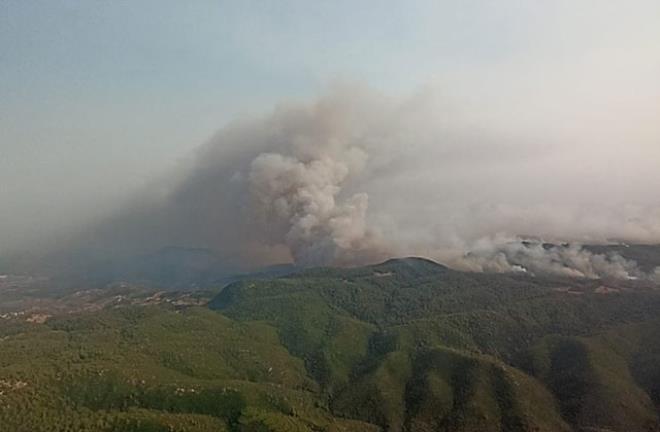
[2,1,660,278]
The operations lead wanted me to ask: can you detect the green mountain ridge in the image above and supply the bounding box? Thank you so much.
[1,257,660,431]
[210,257,660,431]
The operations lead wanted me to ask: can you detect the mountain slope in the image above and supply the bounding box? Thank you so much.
[210,257,660,431]
[2,257,660,431]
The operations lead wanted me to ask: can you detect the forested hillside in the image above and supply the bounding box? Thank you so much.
[1,257,660,431]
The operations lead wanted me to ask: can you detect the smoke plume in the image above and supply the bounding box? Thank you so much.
[247,149,383,265]
[451,237,644,280]
[12,81,660,281]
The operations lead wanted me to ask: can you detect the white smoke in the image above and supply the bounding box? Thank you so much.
[247,149,383,265]
[653,267,660,283]
[448,236,644,280]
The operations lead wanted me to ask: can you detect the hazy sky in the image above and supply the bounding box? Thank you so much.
[2,1,660,257]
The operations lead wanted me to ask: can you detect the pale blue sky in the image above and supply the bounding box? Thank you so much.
[2,1,660,252]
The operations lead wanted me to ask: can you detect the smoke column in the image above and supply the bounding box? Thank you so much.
[16,83,660,280]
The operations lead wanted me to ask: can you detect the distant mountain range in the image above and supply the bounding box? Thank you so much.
[11,242,658,292]
[0,246,298,292]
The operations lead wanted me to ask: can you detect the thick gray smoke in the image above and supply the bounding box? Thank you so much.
[15,83,660,280]
[4,1,660,283]
[56,88,393,271]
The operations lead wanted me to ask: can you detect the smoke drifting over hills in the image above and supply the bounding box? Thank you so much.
[20,76,654,281]
[4,57,660,283]
[3,2,660,283]
[457,238,644,280]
